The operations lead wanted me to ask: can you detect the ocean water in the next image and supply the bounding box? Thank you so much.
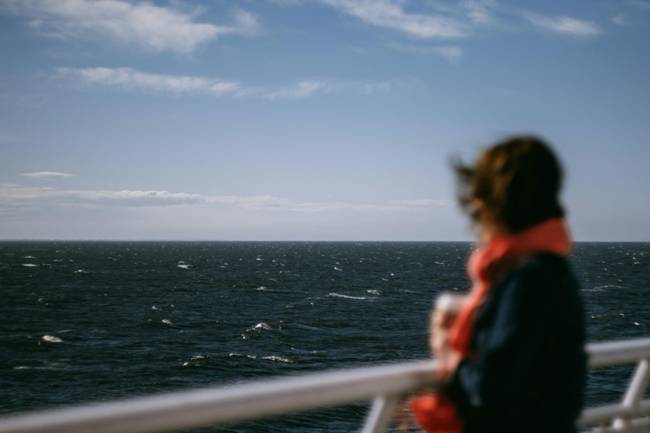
[0,241,649,432]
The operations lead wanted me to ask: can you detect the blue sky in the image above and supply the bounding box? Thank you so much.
[1,0,649,241]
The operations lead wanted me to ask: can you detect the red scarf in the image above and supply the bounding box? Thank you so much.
[412,218,572,433]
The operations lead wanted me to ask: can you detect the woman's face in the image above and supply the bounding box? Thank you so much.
[471,199,503,242]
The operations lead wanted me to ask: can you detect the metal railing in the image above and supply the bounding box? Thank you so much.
[1,338,649,433]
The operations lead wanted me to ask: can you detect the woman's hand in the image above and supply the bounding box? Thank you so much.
[393,398,422,433]
[429,309,462,375]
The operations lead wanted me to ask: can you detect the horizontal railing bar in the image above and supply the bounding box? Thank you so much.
[1,338,650,433]
[0,360,439,433]
[578,399,650,426]
[583,417,650,433]
[587,338,650,368]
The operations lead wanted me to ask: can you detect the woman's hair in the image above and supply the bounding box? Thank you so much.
[454,135,565,234]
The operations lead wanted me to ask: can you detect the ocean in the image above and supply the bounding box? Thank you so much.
[1,241,648,432]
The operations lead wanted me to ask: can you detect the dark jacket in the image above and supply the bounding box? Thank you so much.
[446,253,586,433]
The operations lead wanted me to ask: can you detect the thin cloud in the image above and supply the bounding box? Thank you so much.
[0,0,258,53]
[611,14,627,26]
[320,0,467,39]
[21,171,75,179]
[461,0,497,25]
[0,184,449,212]
[57,66,413,99]
[523,12,600,37]
[57,67,241,96]
[388,42,463,63]
[630,1,650,11]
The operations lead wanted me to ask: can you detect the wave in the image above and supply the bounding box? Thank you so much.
[328,292,367,300]
[228,353,292,363]
[41,335,63,343]
[22,263,38,268]
[293,323,326,332]
[366,289,381,295]
[251,322,272,331]
[582,284,624,293]
[261,355,292,363]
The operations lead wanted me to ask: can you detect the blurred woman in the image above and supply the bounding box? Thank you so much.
[408,136,586,433]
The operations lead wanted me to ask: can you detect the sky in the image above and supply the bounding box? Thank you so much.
[0,0,649,241]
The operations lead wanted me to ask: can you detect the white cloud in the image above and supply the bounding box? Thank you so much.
[0,184,449,212]
[523,12,600,37]
[320,0,467,38]
[461,0,496,25]
[611,14,627,26]
[21,171,75,179]
[0,0,258,53]
[57,67,241,96]
[57,66,412,99]
[258,80,332,100]
[231,7,260,35]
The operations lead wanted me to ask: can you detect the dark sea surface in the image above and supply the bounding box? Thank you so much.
[1,241,649,432]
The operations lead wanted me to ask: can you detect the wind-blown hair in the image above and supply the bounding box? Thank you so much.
[454,135,565,234]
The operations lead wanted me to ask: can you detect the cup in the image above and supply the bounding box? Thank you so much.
[430,292,465,356]
[433,292,465,329]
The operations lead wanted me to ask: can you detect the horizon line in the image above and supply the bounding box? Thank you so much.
[1,239,648,243]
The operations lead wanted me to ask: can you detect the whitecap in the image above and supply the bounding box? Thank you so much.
[22,263,38,267]
[294,323,325,332]
[256,286,267,291]
[41,335,62,343]
[261,355,292,363]
[24,255,36,259]
[177,262,191,269]
[595,284,623,290]
[634,322,641,326]
[290,347,326,354]
[328,292,367,300]
[253,322,272,331]
[256,257,264,262]
[151,305,158,310]
[190,355,208,361]
[74,269,89,274]
[161,319,173,325]
[228,353,258,360]
[333,266,343,272]
[366,289,381,295]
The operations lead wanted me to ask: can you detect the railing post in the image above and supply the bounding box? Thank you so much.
[361,395,400,433]
[612,358,650,431]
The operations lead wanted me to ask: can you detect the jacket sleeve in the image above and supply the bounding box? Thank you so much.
[444,257,585,425]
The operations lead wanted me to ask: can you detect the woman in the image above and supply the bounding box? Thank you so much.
[407,136,586,433]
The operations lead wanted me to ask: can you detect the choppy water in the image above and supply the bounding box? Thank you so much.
[0,241,649,432]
